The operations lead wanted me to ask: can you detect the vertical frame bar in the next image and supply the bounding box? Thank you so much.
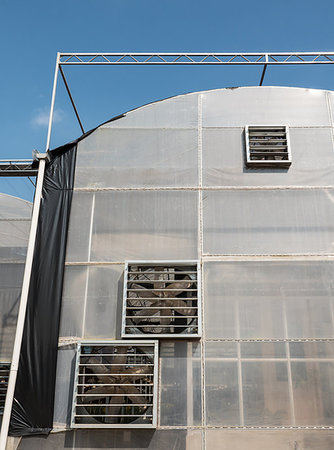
[0,154,49,450]
[45,52,60,152]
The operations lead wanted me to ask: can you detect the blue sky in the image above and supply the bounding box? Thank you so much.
[1,0,334,200]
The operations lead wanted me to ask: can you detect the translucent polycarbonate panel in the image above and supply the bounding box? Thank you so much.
[240,342,286,359]
[290,342,334,359]
[205,342,240,426]
[53,345,77,428]
[202,87,330,127]
[292,361,334,425]
[84,265,123,339]
[58,266,88,338]
[204,261,334,339]
[203,127,334,187]
[205,341,238,358]
[65,192,94,263]
[0,221,31,261]
[73,429,202,450]
[18,432,74,450]
[0,263,24,359]
[75,128,198,189]
[203,189,334,255]
[204,261,284,339]
[91,191,198,261]
[242,361,291,426]
[286,297,334,339]
[206,430,334,450]
[103,92,199,129]
[159,341,201,426]
[0,194,32,220]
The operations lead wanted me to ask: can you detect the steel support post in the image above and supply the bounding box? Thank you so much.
[0,153,49,450]
[45,53,60,152]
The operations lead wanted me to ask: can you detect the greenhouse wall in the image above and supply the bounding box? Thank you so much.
[0,194,31,362]
[14,86,334,449]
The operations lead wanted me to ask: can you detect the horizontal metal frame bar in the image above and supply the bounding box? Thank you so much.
[75,414,153,418]
[0,160,37,177]
[59,52,334,65]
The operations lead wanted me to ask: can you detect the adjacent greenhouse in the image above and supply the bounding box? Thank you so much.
[2,86,334,449]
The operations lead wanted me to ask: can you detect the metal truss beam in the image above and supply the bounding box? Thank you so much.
[59,52,334,65]
[44,51,334,152]
[0,160,37,177]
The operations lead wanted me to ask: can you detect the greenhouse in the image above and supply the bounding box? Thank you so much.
[2,86,334,449]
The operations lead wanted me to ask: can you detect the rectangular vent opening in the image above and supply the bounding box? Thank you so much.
[0,362,10,418]
[245,125,291,168]
[71,341,158,428]
[122,262,200,338]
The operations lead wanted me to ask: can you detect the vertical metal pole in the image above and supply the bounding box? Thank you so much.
[259,53,269,86]
[0,154,48,450]
[45,52,60,152]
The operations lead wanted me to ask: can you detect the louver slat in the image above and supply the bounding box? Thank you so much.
[71,342,158,428]
[0,363,10,417]
[122,262,201,338]
[245,125,292,168]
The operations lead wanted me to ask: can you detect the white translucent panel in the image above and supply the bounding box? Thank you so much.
[0,263,24,359]
[206,430,334,450]
[73,429,202,450]
[84,265,123,339]
[160,341,201,426]
[204,261,334,339]
[53,345,77,428]
[205,342,240,425]
[290,342,334,359]
[65,192,94,262]
[205,341,238,358]
[59,266,87,338]
[203,189,334,255]
[203,128,334,187]
[0,221,30,256]
[0,193,32,220]
[292,361,334,425]
[240,342,286,359]
[204,262,284,339]
[75,128,198,189]
[242,361,291,426]
[18,432,74,450]
[202,87,330,127]
[91,191,198,261]
[103,92,198,129]
[286,297,334,338]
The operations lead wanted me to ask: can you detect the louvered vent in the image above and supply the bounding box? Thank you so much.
[71,341,158,428]
[0,362,10,417]
[245,126,291,168]
[122,262,201,338]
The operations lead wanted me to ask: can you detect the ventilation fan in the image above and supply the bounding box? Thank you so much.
[245,125,291,168]
[72,342,158,428]
[123,262,200,337]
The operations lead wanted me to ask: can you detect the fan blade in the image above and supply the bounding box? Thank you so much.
[121,365,153,377]
[105,394,125,424]
[166,299,195,316]
[82,384,118,402]
[119,384,148,406]
[83,356,112,375]
[108,346,130,374]
[129,283,159,298]
[130,301,164,323]
[164,276,192,297]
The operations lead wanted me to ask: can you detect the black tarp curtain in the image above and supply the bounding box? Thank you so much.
[8,114,125,436]
[9,143,77,436]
